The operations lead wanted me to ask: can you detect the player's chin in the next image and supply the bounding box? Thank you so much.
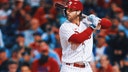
[67,17,73,21]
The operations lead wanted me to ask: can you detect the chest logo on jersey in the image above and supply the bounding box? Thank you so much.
[74,28,79,34]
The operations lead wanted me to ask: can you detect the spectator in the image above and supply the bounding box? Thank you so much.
[32,41,59,72]
[111,17,122,30]
[115,8,124,21]
[42,23,56,49]
[20,63,31,72]
[7,0,30,31]
[29,31,42,50]
[20,50,33,65]
[10,47,25,63]
[12,33,26,50]
[107,30,128,65]
[97,55,113,72]
[8,60,19,72]
[107,3,121,18]
[34,0,57,26]
[0,48,9,71]
[105,18,119,43]
[23,18,43,46]
[0,0,11,26]
[10,49,19,62]
[33,40,61,65]
[93,34,109,61]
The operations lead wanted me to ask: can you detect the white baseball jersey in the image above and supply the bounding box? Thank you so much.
[59,18,93,63]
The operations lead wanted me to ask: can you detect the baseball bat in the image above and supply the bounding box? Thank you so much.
[55,3,66,10]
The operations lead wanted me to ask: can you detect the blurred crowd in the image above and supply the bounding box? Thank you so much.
[0,0,128,72]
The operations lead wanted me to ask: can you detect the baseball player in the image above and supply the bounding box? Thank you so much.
[59,0,101,72]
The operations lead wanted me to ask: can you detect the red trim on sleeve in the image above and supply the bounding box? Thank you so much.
[68,27,93,43]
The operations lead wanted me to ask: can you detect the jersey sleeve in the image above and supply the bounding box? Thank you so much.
[59,24,75,41]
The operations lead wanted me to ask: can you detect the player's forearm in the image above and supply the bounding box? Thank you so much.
[68,27,93,43]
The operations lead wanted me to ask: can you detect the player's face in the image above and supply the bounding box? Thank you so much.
[66,8,80,21]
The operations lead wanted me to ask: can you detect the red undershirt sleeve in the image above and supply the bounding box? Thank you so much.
[68,27,93,43]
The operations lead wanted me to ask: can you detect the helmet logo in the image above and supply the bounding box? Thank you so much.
[69,1,72,6]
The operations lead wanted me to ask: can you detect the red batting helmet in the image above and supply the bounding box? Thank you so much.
[65,0,83,11]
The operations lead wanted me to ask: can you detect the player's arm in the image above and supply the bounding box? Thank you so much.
[69,14,100,44]
[68,27,93,43]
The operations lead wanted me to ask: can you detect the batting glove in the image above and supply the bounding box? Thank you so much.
[87,14,101,29]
